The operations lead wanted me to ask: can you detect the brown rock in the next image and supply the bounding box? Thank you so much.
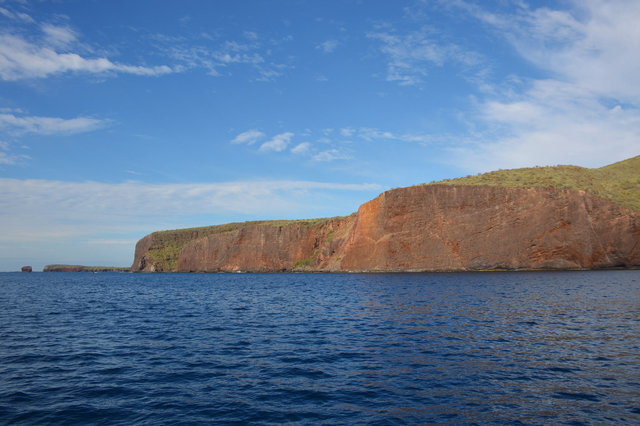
[21,266,32,272]
[336,185,639,271]
[131,185,640,272]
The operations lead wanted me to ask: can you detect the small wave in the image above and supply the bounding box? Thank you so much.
[552,391,601,402]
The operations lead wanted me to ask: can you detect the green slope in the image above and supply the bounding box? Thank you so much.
[433,155,640,212]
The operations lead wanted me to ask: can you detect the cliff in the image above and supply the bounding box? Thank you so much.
[43,265,130,272]
[132,185,640,272]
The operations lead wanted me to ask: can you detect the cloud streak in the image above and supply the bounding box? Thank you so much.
[317,40,339,53]
[0,177,381,242]
[0,32,175,80]
[259,132,294,152]
[450,0,640,171]
[157,33,289,81]
[368,27,481,86]
[0,177,381,270]
[231,129,265,145]
[0,112,108,135]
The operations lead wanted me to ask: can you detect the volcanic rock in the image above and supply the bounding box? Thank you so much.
[131,185,640,272]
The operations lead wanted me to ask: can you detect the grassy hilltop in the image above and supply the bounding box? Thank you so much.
[433,155,640,212]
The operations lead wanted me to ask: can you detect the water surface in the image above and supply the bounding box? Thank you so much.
[1,271,639,424]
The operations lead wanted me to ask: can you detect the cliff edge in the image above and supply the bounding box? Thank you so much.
[131,185,640,272]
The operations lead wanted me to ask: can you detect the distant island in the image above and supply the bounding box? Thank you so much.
[43,265,130,272]
[130,155,639,273]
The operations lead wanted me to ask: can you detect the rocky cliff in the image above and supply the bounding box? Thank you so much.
[131,185,640,272]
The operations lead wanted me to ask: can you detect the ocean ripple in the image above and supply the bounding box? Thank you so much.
[1,270,639,424]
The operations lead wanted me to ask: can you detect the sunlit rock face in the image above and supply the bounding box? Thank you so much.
[132,185,640,272]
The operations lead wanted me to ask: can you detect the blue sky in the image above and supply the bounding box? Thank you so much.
[1,0,639,271]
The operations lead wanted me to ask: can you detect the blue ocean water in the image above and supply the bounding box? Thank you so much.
[0,271,639,424]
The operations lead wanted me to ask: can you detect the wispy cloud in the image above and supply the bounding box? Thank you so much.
[86,239,139,246]
[41,23,78,48]
[0,141,29,165]
[156,32,289,81]
[0,33,176,80]
[0,177,381,243]
[338,127,431,143]
[0,177,381,269]
[317,39,339,53]
[0,151,28,165]
[368,27,481,86]
[231,129,265,145]
[291,142,311,154]
[0,112,108,135]
[0,8,177,82]
[452,0,640,170]
[259,132,294,152]
[0,6,33,23]
[313,149,352,162]
[231,127,432,161]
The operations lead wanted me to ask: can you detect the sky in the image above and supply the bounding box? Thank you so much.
[1,0,639,271]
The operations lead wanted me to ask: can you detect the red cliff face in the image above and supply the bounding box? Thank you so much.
[131,185,640,272]
[177,217,355,272]
[336,185,639,271]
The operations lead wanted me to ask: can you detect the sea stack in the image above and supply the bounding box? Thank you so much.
[21,266,32,272]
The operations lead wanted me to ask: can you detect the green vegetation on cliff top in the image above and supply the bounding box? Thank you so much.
[431,155,640,212]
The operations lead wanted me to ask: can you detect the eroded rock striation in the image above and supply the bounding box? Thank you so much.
[132,185,640,272]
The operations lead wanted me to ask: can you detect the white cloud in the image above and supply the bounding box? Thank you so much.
[213,40,264,65]
[0,178,381,270]
[41,23,77,48]
[259,132,294,152]
[158,34,288,80]
[455,0,640,170]
[313,149,352,162]
[291,142,311,154]
[339,127,431,144]
[368,27,481,86]
[456,80,640,170]
[231,129,265,145]
[495,0,640,104]
[243,31,258,41]
[0,178,381,243]
[0,7,33,23]
[357,127,395,141]
[317,40,339,53]
[339,127,354,137]
[0,33,175,80]
[86,239,139,246]
[0,140,29,165]
[0,112,107,135]
[0,151,19,165]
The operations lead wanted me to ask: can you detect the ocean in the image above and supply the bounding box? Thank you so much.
[1,271,639,424]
